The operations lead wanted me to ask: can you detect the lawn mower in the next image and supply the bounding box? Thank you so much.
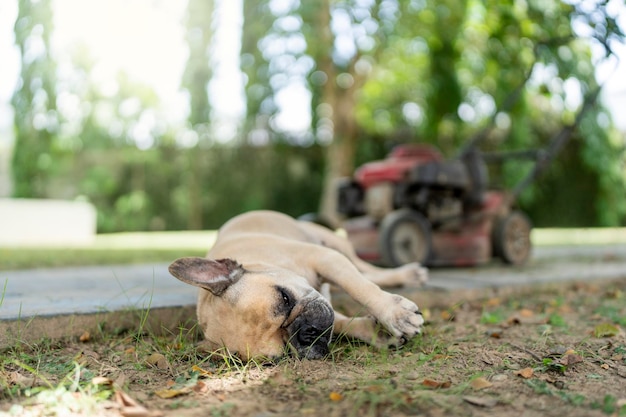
[336,144,531,267]
[334,88,600,268]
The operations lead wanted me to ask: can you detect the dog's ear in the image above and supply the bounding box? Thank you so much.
[168,257,244,296]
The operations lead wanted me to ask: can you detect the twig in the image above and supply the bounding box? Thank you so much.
[509,343,542,362]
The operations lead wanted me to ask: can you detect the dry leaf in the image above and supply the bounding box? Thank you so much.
[593,323,619,338]
[329,392,343,401]
[154,388,191,399]
[463,395,498,408]
[79,331,90,343]
[191,365,212,377]
[519,308,534,318]
[8,371,36,388]
[120,406,152,417]
[484,298,501,307]
[470,377,493,390]
[441,311,454,321]
[146,353,169,370]
[559,354,583,366]
[91,376,113,386]
[422,379,451,389]
[116,390,161,417]
[486,328,502,339]
[193,381,208,394]
[515,368,534,379]
[600,363,610,370]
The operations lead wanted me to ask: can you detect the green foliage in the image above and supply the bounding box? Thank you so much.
[44,144,324,232]
[11,0,58,198]
[354,0,626,226]
[9,0,626,229]
[182,0,214,129]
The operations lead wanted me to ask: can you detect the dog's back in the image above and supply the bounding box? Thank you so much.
[216,210,318,243]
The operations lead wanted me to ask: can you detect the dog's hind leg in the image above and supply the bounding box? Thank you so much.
[298,221,427,287]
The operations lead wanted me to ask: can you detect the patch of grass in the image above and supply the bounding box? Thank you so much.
[3,279,626,417]
[480,308,506,325]
[594,305,626,326]
[591,395,626,416]
[0,248,207,271]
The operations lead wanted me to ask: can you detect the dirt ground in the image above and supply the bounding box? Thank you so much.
[1,277,625,417]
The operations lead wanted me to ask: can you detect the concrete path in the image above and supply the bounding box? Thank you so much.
[2,244,626,321]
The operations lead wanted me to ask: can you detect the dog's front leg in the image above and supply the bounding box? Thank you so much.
[333,312,407,348]
[306,249,424,345]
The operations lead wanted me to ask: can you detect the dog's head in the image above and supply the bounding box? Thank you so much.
[169,257,334,360]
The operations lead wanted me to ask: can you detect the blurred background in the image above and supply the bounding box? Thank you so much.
[0,0,625,236]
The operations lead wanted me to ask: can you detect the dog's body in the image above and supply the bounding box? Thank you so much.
[169,210,427,360]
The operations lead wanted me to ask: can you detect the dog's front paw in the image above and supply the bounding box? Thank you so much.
[399,262,428,287]
[377,295,424,341]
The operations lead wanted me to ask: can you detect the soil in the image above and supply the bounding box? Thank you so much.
[1,278,625,417]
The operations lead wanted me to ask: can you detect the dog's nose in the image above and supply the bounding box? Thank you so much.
[297,324,327,345]
[286,298,334,359]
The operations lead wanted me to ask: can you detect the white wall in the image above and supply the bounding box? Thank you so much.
[0,198,97,246]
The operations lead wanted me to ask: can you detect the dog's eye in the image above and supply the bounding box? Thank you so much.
[280,289,291,306]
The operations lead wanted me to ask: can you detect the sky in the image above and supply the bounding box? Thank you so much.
[0,0,625,149]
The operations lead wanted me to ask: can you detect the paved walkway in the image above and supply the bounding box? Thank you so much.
[2,244,626,321]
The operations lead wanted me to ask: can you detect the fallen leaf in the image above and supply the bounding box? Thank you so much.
[470,377,493,390]
[593,323,619,338]
[193,381,208,393]
[515,368,534,379]
[484,298,501,307]
[8,372,36,388]
[125,347,136,355]
[486,328,502,339]
[191,365,212,377]
[441,311,454,321]
[329,392,343,401]
[91,376,113,386]
[154,388,191,399]
[605,289,623,299]
[146,353,169,370]
[79,331,90,343]
[120,405,152,417]
[600,363,610,370]
[115,391,139,407]
[519,308,534,318]
[463,395,498,408]
[422,379,451,389]
[559,354,583,367]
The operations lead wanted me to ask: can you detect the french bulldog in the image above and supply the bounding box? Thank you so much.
[169,210,427,360]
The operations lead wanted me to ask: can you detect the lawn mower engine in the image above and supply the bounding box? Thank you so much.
[337,144,532,267]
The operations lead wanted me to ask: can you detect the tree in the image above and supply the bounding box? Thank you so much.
[355,0,626,226]
[181,0,215,229]
[239,0,407,223]
[11,0,58,198]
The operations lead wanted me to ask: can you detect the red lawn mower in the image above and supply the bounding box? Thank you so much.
[336,144,532,267]
[333,85,601,268]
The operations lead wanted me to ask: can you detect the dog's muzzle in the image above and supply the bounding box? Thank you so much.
[285,298,334,360]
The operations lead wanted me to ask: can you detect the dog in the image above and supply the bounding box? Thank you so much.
[168,210,427,360]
